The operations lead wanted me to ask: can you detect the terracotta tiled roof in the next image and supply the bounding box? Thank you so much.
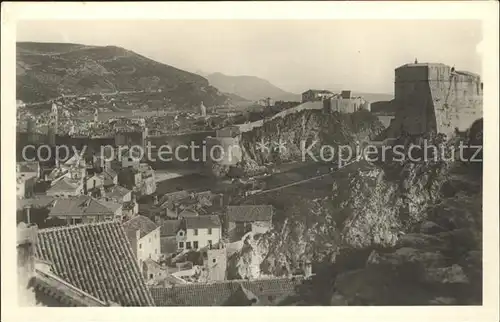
[303,89,333,95]
[184,215,221,230]
[123,201,136,211]
[17,161,39,173]
[47,177,82,194]
[49,196,114,217]
[17,196,56,211]
[64,154,86,167]
[159,191,190,209]
[123,215,158,238]
[120,147,143,159]
[160,236,178,255]
[96,146,115,158]
[104,185,130,200]
[340,90,352,99]
[99,199,122,213]
[47,167,68,181]
[149,276,303,306]
[227,205,273,223]
[101,168,118,180]
[35,221,155,306]
[33,260,109,307]
[178,208,199,218]
[160,220,182,237]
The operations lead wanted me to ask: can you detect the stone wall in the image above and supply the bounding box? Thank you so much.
[329,97,367,114]
[146,131,215,169]
[17,223,38,306]
[205,136,242,166]
[393,63,482,137]
[205,247,227,281]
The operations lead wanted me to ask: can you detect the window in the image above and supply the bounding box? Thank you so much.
[193,241,198,249]
[155,248,157,254]
[208,240,212,248]
[149,274,153,279]
[139,243,142,249]
[179,231,184,236]
[149,237,151,243]
[208,228,212,235]
[178,242,184,248]
[186,242,192,249]
[212,258,216,263]
[193,229,198,236]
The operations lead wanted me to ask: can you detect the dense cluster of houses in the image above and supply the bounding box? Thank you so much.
[16,155,310,306]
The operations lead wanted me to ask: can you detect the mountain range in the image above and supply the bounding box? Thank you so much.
[203,72,394,103]
[203,72,302,102]
[16,42,228,107]
[16,42,393,108]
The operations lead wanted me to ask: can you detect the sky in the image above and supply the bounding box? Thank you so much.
[17,20,482,94]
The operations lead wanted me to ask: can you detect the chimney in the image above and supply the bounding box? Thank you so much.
[303,260,313,278]
[323,98,331,113]
[24,206,32,224]
[83,175,88,195]
[17,223,38,305]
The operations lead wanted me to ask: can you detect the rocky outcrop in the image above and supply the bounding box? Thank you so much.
[229,120,482,305]
[329,125,483,305]
[211,109,385,178]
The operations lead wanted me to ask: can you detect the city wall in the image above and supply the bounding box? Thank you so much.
[145,131,215,169]
[205,136,242,166]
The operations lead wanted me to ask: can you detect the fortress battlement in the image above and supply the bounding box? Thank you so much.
[396,63,482,85]
[390,62,482,136]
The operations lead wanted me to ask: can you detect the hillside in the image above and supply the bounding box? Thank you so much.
[16,42,229,107]
[205,72,301,102]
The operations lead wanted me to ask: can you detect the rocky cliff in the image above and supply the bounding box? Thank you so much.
[211,108,385,177]
[228,119,483,305]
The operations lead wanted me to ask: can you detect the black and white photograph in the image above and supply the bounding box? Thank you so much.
[2,2,498,320]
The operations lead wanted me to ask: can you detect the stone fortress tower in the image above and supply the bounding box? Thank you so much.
[205,126,243,167]
[48,103,59,146]
[392,62,483,137]
[200,101,207,117]
[203,246,227,281]
[17,223,38,306]
[94,108,99,123]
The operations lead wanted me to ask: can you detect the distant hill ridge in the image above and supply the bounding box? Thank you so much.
[16,42,229,107]
[205,72,302,102]
[205,71,393,104]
